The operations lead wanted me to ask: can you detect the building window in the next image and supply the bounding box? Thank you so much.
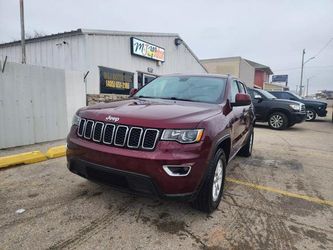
[99,66,134,95]
[137,72,156,89]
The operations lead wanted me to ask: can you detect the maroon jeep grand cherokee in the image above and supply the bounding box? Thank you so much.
[67,74,255,212]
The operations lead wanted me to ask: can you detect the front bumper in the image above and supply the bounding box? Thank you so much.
[290,112,307,124]
[316,109,327,117]
[67,158,195,200]
[66,127,211,199]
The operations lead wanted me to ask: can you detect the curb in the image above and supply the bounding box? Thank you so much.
[0,151,48,169]
[46,145,67,159]
[0,145,67,169]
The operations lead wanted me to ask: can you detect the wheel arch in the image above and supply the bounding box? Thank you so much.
[215,135,231,163]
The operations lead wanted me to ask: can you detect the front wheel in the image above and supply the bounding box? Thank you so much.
[192,149,226,213]
[268,112,288,130]
[306,109,316,121]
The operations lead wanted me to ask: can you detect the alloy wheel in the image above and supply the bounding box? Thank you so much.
[306,110,315,121]
[269,114,284,129]
[249,132,253,153]
[212,159,223,202]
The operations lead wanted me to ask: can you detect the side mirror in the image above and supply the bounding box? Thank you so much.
[233,93,252,106]
[254,94,263,103]
[129,88,138,97]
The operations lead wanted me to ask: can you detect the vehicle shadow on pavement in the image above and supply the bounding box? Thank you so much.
[254,124,306,131]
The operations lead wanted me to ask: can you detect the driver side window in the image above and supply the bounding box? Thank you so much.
[230,80,240,103]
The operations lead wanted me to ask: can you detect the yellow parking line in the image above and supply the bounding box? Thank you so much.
[226,177,333,207]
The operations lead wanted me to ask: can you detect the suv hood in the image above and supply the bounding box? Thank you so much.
[272,98,303,105]
[300,99,327,106]
[77,98,222,128]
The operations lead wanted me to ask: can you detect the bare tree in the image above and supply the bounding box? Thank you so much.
[25,30,46,39]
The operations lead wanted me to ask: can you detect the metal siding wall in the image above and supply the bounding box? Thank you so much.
[0,61,85,148]
[0,33,205,95]
[0,62,35,147]
[0,35,87,71]
[65,70,86,130]
[85,34,206,94]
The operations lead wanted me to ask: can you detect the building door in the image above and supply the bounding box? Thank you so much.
[138,72,156,89]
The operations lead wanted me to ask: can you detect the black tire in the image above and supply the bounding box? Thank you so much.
[306,108,316,121]
[268,112,288,130]
[288,122,296,127]
[192,149,226,213]
[238,129,254,157]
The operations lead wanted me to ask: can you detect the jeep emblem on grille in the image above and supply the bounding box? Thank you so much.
[105,115,120,122]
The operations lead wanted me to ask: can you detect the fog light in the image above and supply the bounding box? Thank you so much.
[163,165,191,177]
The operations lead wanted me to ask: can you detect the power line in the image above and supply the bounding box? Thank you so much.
[274,65,333,72]
[274,38,333,73]
[313,37,333,58]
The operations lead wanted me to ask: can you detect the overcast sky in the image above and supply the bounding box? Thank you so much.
[1,0,332,94]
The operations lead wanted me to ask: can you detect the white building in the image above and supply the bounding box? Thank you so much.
[0,29,207,96]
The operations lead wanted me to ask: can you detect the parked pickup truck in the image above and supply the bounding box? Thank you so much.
[67,74,255,213]
[269,91,328,121]
[247,88,306,129]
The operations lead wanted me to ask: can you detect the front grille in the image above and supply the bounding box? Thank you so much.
[77,119,159,151]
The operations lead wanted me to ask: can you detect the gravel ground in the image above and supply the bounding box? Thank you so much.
[1,112,332,250]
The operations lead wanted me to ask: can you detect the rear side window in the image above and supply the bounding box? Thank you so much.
[271,92,283,98]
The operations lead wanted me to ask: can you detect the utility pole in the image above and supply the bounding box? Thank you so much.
[20,0,26,64]
[299,49,305,96]
[306,76,315,97]
[299,49,315,97]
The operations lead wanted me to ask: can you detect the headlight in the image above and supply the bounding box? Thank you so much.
[161,129,204,143]
[72,114,81,126]
[289,104,300,111]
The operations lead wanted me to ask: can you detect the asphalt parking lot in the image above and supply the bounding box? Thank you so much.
[1,110,332,250]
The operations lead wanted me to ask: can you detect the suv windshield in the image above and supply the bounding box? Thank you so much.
[256,89,277,99]
[134,76,227,104]
[289,92,303,100]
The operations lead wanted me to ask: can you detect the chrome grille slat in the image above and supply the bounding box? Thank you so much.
[77,119,86,136]
[84,120,94,139]
[114,125,129,147]
[103,124,115,144]
[92,122,104,142]
[127,127,143,148]
[142,129,160,150]
[77,119,159,150]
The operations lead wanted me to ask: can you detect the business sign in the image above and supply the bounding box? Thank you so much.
[131,37,165,62]
[272,75,288,83]
[99,66,134,95]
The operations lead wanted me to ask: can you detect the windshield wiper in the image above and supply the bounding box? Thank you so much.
[134,95,156,99]
[162,97,196,102]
